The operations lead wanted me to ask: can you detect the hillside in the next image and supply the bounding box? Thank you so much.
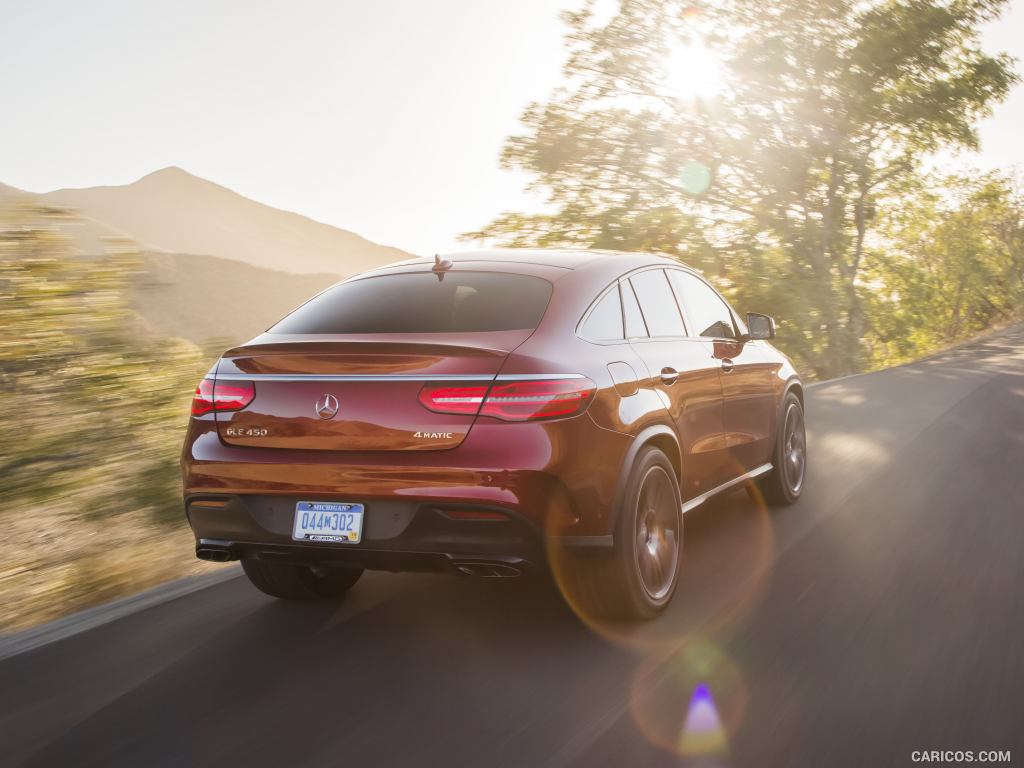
[41,167,411,275]
[133,253,337,347]
[2,169,420,345]
[0,181,131,255]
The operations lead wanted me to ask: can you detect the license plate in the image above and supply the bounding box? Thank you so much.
[292,501,364,544]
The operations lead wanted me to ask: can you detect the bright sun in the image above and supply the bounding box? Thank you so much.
[664,41,725,100]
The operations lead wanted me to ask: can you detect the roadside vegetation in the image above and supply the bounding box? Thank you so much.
[0,204,216,632]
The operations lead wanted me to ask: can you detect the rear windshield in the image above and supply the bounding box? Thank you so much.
[269,271,553,334]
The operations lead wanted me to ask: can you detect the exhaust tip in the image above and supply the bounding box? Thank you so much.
[453,562,522,578]
[196,540,236,562]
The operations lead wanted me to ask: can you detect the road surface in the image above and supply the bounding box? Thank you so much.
[2,326,1024,767]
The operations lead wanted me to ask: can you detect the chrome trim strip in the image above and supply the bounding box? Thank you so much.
[214,373,496,382]
[495,373,585,381]
[681,463,773,514]
[214,373,585,383]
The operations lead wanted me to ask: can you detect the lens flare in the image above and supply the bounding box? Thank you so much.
[630,641,747,757]
[679,682,728,755]
[680,160,713,196]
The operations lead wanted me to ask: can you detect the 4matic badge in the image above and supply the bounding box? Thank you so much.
[414,431,454,439]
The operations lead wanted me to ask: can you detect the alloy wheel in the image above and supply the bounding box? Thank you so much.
[633,465,681,601]
[783,402,807,495]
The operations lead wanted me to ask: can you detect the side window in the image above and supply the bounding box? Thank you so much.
[668,270,737,339]
[579,285,624,341]
[629,269,686,337]
[621,279,648,338]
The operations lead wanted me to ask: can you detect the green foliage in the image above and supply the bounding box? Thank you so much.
[466,0,1018,377]
[0,203,207,524]
[865,173,1024,366]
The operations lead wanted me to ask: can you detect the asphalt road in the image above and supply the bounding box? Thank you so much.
[3,327,1024,767]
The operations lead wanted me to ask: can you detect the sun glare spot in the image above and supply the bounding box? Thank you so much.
[664,41,724,100]
[679,682,729,755]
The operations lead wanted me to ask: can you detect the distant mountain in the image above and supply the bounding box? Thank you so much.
[134,252,337,346]
[37,167,412,276]
[2,168,415,346]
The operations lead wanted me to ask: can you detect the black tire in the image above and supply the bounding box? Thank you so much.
[756,390,807,506]
[560,447,683,620]
[241,559,363,600]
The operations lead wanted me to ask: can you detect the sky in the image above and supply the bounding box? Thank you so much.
[1,0,1022,255]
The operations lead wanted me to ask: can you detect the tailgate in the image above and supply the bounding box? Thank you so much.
[214,335,525,451]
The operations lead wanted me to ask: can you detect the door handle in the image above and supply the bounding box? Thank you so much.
[660,367,679,385]
[720,358,735,373]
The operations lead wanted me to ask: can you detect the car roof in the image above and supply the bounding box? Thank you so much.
[364,248,686,280]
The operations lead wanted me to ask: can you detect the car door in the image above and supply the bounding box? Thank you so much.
[667,269,776,474]
[625,268,729,498]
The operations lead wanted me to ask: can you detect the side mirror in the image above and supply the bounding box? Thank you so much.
[746,312,776,340]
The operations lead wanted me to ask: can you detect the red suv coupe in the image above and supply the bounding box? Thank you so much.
[182,250,806,619]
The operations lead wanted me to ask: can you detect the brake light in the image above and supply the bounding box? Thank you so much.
[417,385,488,415]
[482,379,596,420]
[213,381,256,411]
[191,379,255,416]
[418,378,596,422]
[192,379,215,415]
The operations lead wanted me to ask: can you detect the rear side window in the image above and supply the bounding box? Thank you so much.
[621,280,648,338]
[269,272,553,334]
[579,286,624,341]
[668,270,736,339]
[629,269,686,337]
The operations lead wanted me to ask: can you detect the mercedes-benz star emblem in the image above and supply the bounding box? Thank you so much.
[315,393,340,420]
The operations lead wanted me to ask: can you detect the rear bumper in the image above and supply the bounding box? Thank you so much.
[182,416,632,546]
[187,494,546,572]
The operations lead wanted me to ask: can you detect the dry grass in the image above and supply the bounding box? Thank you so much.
[0,501,217,634]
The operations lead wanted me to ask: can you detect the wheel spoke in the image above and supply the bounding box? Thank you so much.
[647,474,664,511]
[640,549,658,590]
[649,546,665,589]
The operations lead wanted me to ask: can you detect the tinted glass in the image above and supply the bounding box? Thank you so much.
[580,286,624,341]
[668,270,736,338]
[270,272,552,334]
[621,279,648,337]
[629,270,686,337]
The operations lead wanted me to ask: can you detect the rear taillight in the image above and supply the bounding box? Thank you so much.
[191,379,255,416]
[418,378,596,422]
[417,385,488,416]
[191,379,215,415]
[482,379,596,420]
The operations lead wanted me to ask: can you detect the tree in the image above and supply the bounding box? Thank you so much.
[865,172,1024,364]
[465,0,1017,377]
